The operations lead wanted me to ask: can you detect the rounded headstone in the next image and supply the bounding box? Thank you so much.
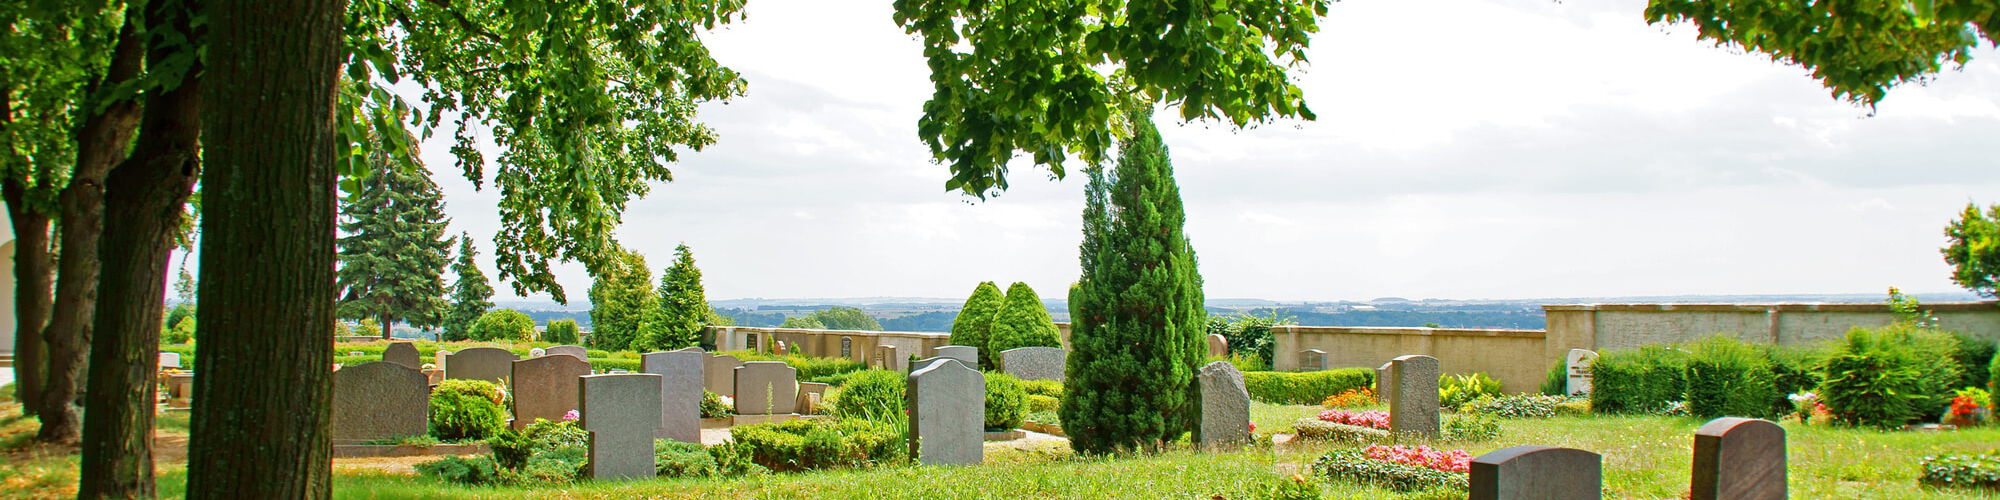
[1691,417,1786,500]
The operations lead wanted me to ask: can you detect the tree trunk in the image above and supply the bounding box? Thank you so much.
[74,0,204,495]
[3,178,52,418]
[38,7,148,445]
[381,314,393,340]
[184,0,343,497]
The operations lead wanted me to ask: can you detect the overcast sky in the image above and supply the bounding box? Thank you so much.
[406,0,2000,303]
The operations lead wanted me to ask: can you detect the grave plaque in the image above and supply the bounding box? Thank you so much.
[908,358,983,465]
[580,374,663,481]
[642,348,705,443]
[1298,349,1327,371]
[159,352,182,370]
[382,342,420,369]
[547,345,588,362]
[445,347,517,384]
[331,362,428,442]
[1206,334,1229,358]
[1197,361,1251,449]
[734,361,799,415]
[1388,355,1440,437]
[1566,349,1599,396]
[1000,347,1065,381]
[934,345,978,367]
[511,355,592,429]
[1691,417,1786,500]
[704,354,742,396]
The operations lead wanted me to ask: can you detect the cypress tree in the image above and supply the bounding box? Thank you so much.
[335,161,452,338]
[1061,109,1206,455]
[442,234,495,342]
[987,282,1061,360]
[588,250,657,351]
[639,243,711,351]
[949,281,1006,368]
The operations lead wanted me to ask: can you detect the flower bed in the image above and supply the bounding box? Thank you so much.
[1920,454,2000,491]
[1313,448,1468,492]
[1363,444,1471,473]
[1317,409,1389,430]
[1292,419,1389,443]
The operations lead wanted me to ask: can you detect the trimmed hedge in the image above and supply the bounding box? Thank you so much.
[728,418,904,472]
[985,372,1028,430]
[1590,345,1689,414]
[1244,368,1374,405]
[429,379,508,441]
[829,370,905,421]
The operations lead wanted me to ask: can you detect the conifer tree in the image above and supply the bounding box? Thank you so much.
[1061,109,1206,455]
[442,234,496,342]
[336,162,452,338]
[949,281,1006,368]
[638,244,711,351]
[544,319,581,345]
[987,282,1061,361]
[589,250,657,351]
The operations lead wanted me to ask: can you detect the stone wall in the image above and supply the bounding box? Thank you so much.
[705,326,951,363]
[1271,326,1548,393]
[1543,302,2000,354]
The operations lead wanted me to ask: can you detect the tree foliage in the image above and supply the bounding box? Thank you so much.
[948,281,1005,368]
[778,315,826,329]
[443,233,495,342]
[1061,108,1206,455]
[638,243,709,351]
[543,319,580,345]
[587,249,656,351]
[336,159,451,331]
[1944,202,2000,298]
[470,308,535,342]
[987,282,1061,361]
[809,306,882,331]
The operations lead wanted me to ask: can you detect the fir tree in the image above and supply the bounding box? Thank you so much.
[949,281,1006,369]
[442,234,496,342]
[987,282,1061,361]
[336,163,452,338]
[639,243,711,351]
[589,250,657,351]
[1061,109,1206,455]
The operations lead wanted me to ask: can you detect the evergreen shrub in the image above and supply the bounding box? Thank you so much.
[429,379,508,441]
[985,372,1028,430]
[1590,345,1688,414]
[829,370,905,421]
[1684,336,1778,418]
[1819,324,1962,428]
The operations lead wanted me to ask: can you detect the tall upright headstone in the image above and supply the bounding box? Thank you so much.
[580,373,663,481]
[547,345,588,362]
[1375,361,1393,401]
[382,342,420,369]
[1197,361,1251,449]
[999,347,1065,381]
[1387,355,1440,437]
[445,347,518,384]
[1691,418,1786,500]
[934,345,978,366]
[734,361,799,415]
[511,355,592,429]
[908,358,983,465]
[704,354,742,396]
[642,348,705,443]
[909,356,951,375]
[1206,334,1229,358]
[1470,445,1602,500]
[1565,349,1599,396]
[874,345,906,372]
[1298,349,1327,371]
[331,362,429,443]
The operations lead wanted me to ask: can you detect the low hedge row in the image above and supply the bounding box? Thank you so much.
[718,350,868,380]
[728,418,903,471]
[1244,368,1375,405]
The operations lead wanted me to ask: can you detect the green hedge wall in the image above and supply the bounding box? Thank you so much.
[1242,368,1374,405]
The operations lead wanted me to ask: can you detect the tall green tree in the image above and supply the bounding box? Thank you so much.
[987,282,1061,361]
[336,158,452,338]
[1061,109,1206,455]
[442,233,495,341]
[1944,202,2000,298]
[588,250,656,352]
[810,306,882,331]
[948,281,1005,368]
[639,243,710,351]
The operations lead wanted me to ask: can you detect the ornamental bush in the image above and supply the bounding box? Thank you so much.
[701,390,732,418]
[948,281,1006,369]
[1590,345,1689,414]
[654,440,719,478]
[1685,336,1778,418]
[830,370,905,422]
[1460,394,1564,419]
[1292,419,1390,443]
[723,350,868,380]
[1956,332,1997,390]
[986,282,1062,360]
[429,379,508,441]
[543,319,580,345]
[470,308,536,341]
[1441,413,1501,441]
[728,418,904,471]
[1439,373,1503,410]
[1991,350,1999,411]
[1020,379,1064,399]
[1026,394,1060,413]
[1539,357,1567,396]
[1243,368,1375,405]
[415,455,502,485]
[1819,324,1963,428]
[985,372,1028,430]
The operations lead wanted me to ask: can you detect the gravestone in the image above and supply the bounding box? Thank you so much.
[331,361,428,442]
[445,347,517,384]
[580,373,663,481]
[704,354,742,396]
[382,342,420,369]
[1565,349,1599,396]
[909,356,951,375]
[1206,334,1229,358]
[934,345,978,366]
[529,347,547,358]
[167,372,196,407]
[1387,355,1440,437]
[874,345,906,372]
[733,361,799,415]
[1375,361,1393,402]
[1470,445,1602,500]
[1298,349,1327,371]
[421,368,445,386]
[642,348,705,443]
[773,340,789,356]
[547,345,588,362]
[1000,347,1065,381]
[797,382,830,414]
[511,355,592,429]
[1691,418,1786,500]
[1197,361,1251,449]
[840,337,853,358]
[158,352,182,370]
[435,350,450,370]
[908,358,983,465]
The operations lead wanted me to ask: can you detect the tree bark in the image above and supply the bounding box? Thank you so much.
[38,6,148,445]
[3,177,52,418]
[75,0,203,494]
[184,0,343,497]
[381,315,393,340]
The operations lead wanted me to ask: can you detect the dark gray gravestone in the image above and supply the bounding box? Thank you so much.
[511,355,592,429]
[445,347,518,385]
[1197,361,1250,450]
[1388,354,1440,437]
[1692,417,1786,500]
[909,356,950,375]
[1470,445,1602,500]
[381,342,420,370]
[733,361,798,415]
[999,347,1065,381]
[1298,349,1327,371]
[580,373,662,481]
[908,358,983,465]
[703,354,742,397]
[331,362,428,443]
[642,348,704,443]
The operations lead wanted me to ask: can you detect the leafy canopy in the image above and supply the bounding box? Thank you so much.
[1944,202,2000,298]
[470,308,535,342]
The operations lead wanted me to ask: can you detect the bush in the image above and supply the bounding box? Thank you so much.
[985,372,1028,431]
[721,350,868,380]
[429,379,508,441]
[830,370,906,421]
[1685,336,1778,418]
[1020,379,1064,399]
[1539,357,1567,396]
[1243,368,1375,405]
[728,418,905,471]
[1819,324,1963,428]
[1460,394,1563,419]
[1955,333,1997,390]
[1438,373,1502,410]
[1992,349,1999,411]
[1292,419,1390,443]
[1554,399,1591,416]
[415,455,502,485]
[654,440,719,478]
[1920,454,2000,491]
[949,282,1006,369]
[589,358,641,372]
[1441,413,1500,441]
[488,418,589,471]
[1313,449,1468,492]
[986,282,1062,361]
[1590,345,1688,414]
[706,441,770,477]
[1767,346,1823,416]
[1321,387,1378,409]
[701,390,732,418]
[1210,311,1288,370]
[1026,394,1060,413]
[471,309,536,341]
[544,320,580,345]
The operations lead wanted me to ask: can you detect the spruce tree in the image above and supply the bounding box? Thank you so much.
[949,281,1006,368]
[442,234,496,342]
[335,163,452,338]
[639,243,710,351]
[1061,109,1206,455]
[987,282,1061,361]
[588,250,657,351]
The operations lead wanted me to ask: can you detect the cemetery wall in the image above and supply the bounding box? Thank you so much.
[1271,325,1547,393]
[705,326,951,362]
[1544,301,2000,354]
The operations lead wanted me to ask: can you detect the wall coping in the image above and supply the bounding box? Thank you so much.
[712,326,951,340]
[1271,325,1545,339]
[1543,301,1999,313]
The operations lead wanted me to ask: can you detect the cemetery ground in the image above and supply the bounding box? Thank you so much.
[1,380,1995,499]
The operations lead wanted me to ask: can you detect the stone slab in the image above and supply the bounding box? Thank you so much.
[382,342,420,370]
[704,354,742,396]
[546,345,588,362]
[1299,349,1327,371]
[445,347,517,385]
[796,382,830,414]
[1206,334,1229,358]
[510,355,591,429]
[1470,445,1602,500]
[1691,417,1786,500]
[642,348,705,443]
[908,358,983,465]
[1388,355,1440,437]
[1198,361,1251,449]
[580,374,663,481]
[1000,347,1065,381]
[733,361,798,415]
[1566,348,1598,396]
[934,345,978,366]
[158,352,182,369]
[331,362,429,442]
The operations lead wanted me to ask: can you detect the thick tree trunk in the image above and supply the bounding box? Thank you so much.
[3,178,52,417]
[38,7,147,445]
[381,315,393,340]
[184,0,343,497]
[75,0,203,495]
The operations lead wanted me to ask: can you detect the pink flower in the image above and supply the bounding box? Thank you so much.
[562,409,580,421]
[1316,409,1391,430]
[1362,444,1472,473]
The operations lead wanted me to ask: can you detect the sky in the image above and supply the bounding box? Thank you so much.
[409,0,2000,304]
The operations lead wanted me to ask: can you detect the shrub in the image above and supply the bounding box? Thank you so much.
[1026,394,1060,413]
[1920,454,2000,491]
[1684,336,1778,418]
[1210,311,1289,370]
[415,455,502,485]
[1554,398,1591,416]
[1766,345,1823,416]
[1243,368,1375,405]
[701,390,732,418]
[1292,419,1390,443]
[471,309,536,341]
[1955,333,1997,391]
[429,379,508,441]
[589,358,641,372]
[1539,357,1567,396]
[1460,394,1563,419]
[948,281,1005,369]
[1590,345,1688,414]
[488,418,589,471]
[1313,448,1468,492]
[1321,387,1378,409]
[985,372,1028,430]
[830,370,906,422]
[654,440,719,478]
[706,441,770,477]
[1441,413,1501,441]
[728,418,905,471]
[1819,324,1963,428]
[543,320,580,345]
[1992,349,1999,411]
[1438,373,1502,410]
[721,350,868,380]
[1020,379,1064,399]
[987,282,1062,361]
